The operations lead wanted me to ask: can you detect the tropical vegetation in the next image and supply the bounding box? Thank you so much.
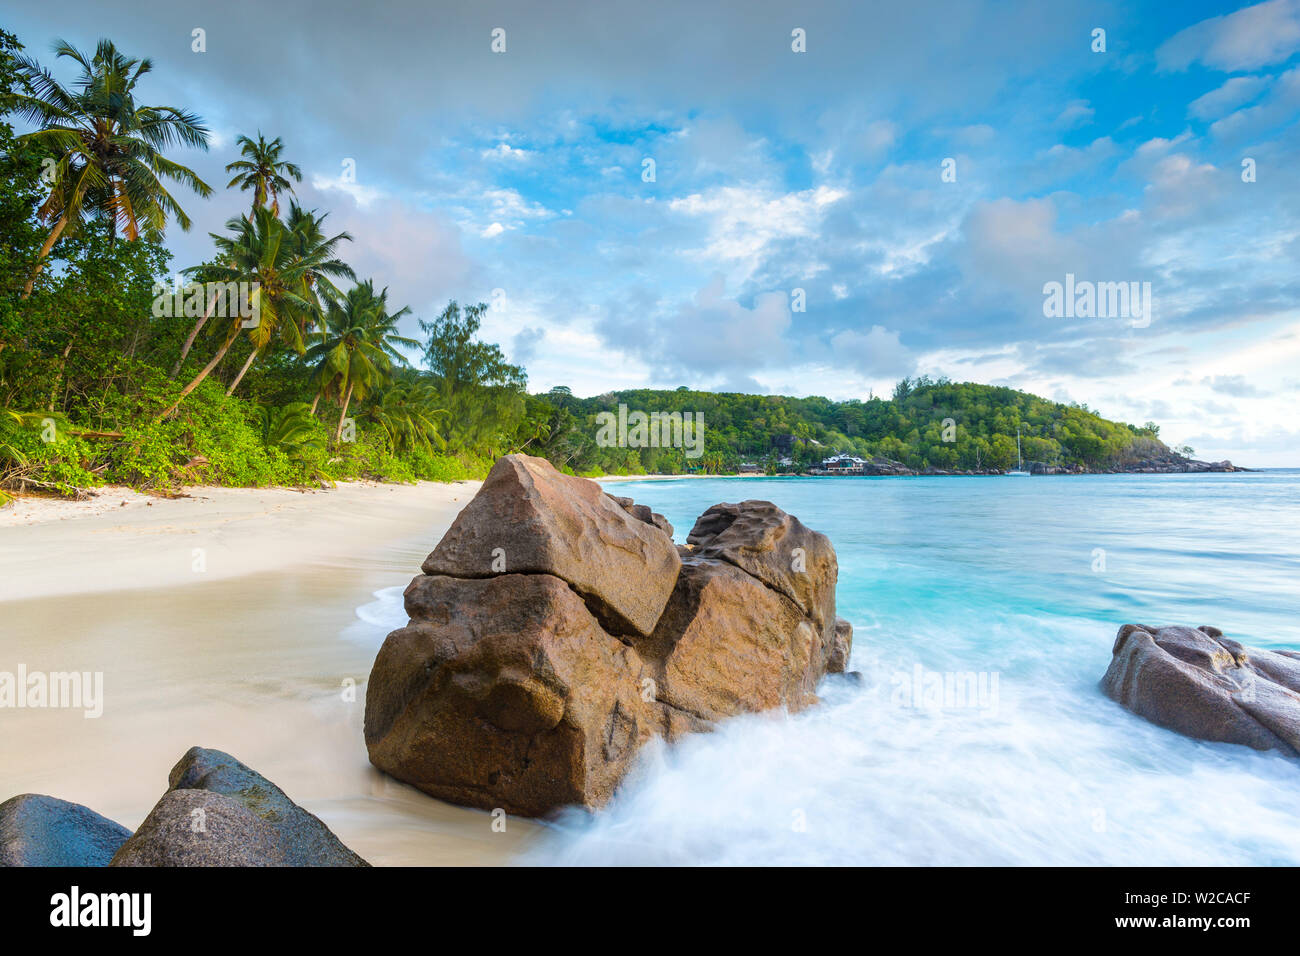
[0,28,1181,505]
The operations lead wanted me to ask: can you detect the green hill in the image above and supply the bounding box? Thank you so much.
[527,377,1173,476]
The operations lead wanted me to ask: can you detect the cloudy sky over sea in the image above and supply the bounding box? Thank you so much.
[8,0,1300,462]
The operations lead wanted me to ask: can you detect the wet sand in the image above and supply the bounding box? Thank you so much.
[0,481,544,864]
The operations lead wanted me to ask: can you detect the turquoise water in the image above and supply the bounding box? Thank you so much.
[508,471,1300,865]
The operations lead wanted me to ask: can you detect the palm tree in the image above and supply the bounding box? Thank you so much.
[0,409,68,504]
[11,38,212,296]
[254,402,330,485]
[218,207,353,396]
[168,206,352,384]
[303,282,418,443]
[255,401,320,449]
[160,208,323,418]
[359,382,448,454]
[167,264,223,379]
[283,201,353,305]
[224,133,301,218]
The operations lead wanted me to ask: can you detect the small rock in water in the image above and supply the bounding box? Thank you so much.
[1101,624,1300,755]
[0,794,131,866]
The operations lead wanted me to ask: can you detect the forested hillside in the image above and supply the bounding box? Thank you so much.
[522,379,1173,476]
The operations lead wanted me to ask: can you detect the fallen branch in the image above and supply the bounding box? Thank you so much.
[1,476,96,500]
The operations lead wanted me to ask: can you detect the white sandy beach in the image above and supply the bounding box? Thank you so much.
[1,481,478,602]
[0,480,551,865]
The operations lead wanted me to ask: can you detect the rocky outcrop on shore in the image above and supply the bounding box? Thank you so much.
[1101,624,1300,755]
[861,457,914,476]
[794,449,1246,477]
[0,794,131,866]
[110,747,368,866]
[365,453,851,817]
[1,748,367,866]
[1117,454,1244,473]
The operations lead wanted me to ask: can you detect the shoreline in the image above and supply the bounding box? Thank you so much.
[0,480,481,603]
[0,476,544,865]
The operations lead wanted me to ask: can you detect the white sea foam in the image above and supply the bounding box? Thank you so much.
[522,617,1300,865]
[353,473,1300,865]
[342,585,408,646]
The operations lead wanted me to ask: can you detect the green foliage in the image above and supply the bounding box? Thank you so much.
[108,382,290,488]
[224,132,302,216]
[358,380,447,455]
[10,35,211,298]
[419,300,527,457]
[0,410,97,501]
[534,377,1171,475]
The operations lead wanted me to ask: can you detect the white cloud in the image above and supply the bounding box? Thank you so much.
[1157,0,1300,72]
[310,173,384,208]
[1188,76,1270,120]
[668,184,846,282]
[481,143,534,161]
[1208,67,1300,140]
[861,120,898,154]
[1055,99,1095,129]
[829,325,912,378]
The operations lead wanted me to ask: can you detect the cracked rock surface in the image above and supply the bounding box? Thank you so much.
[365,453,852,816]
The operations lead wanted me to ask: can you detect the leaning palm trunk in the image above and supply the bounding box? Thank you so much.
[159,328,240,419]
[226,350,257,396]
[22,215,71,298]
[169,290,221,378]
[310,394,321,416]
[333,382,354,444]
[47,339,74,411]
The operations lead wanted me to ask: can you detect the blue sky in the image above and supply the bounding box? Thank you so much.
[8,0,1300,462]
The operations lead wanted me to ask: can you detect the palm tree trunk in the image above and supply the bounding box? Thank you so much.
[310,394,321,415]
[22,215,71,298]
[159,328,240,420]
[226,351,257,396]
[333,383,354,444]
[170,290,221,378]
[47,339,74,411]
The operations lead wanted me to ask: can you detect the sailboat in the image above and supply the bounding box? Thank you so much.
[1008,426,1031,476]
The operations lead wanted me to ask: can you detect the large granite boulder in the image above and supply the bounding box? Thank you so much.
[0,794,131,866]
[110,747,368,866]
[367,573,659,816]
[1101,624,1300,755]
[638,557,824,721]
[686,500,838,637]
[606,492,674,539]
[366,457,851,816]
[422,454,681,637]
